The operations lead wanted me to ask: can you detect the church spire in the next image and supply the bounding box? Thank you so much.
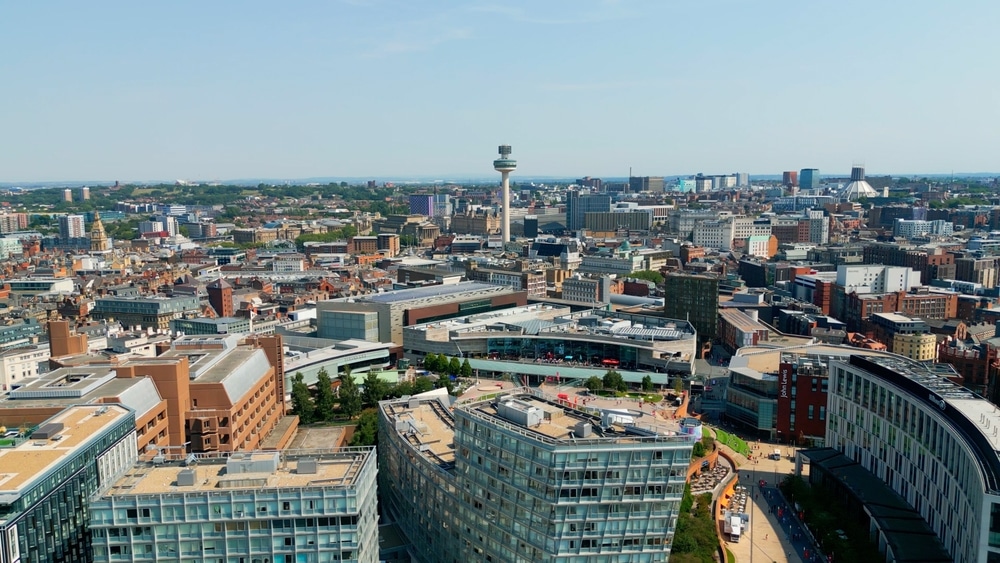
[90,211,110,253]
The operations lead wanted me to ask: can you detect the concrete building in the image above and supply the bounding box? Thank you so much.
[91,295,202,330]
[628,176,665,192]
[724,344,894,442]
[316,282,527,345]
[232,228,278,245]
[835,264,921,295]
[562,274,613,304]
[379,388,694,563]
[807,210,829,244]
[0,344,49,392]
[170,317,252,335]
[892,332,938,361]
[692,219,733,250]
[894,219,954,238]
[566,191,612,232]
[7,278,75,296]
[825,354,1000,563]
[58,214,85,240]
[718,309,770,352]
[0,405,137,563]
[745,234,778,259]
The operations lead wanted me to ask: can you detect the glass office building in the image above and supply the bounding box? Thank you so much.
[89,448,378,563]
[379,389,694,562]
[0,405,137,563]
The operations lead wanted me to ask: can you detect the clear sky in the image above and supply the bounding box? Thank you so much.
[2,0,998,183]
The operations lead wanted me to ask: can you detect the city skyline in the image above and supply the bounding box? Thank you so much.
[2,0,998,182]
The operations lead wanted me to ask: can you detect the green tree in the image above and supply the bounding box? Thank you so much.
[423,353,439,372]
[603,370,627,393]
[349,409,379,447]
[338,368,362,419]
[290,372,315,424]
[448,357,461,376]
[314,368,336,421]
[641,374,654,392]
[460,358,473,378]
[436,375,455,395]
[629,270,664,285]
[585,376,604,393]
[691,441,706,457]
[413,376,435,394]
[673,377,685,396]
[362,369,389,408]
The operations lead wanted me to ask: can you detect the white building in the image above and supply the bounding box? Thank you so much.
[0,344,49,391]
[58,214,86,239]
[894,219,954,239]
[692,219,734,250]
[826,355,1000,563]
[138,221,164,235]
[272,253,306,273]
[808,210,829,244]
[835,264,921,294]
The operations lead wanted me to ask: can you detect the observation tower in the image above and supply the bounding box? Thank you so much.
[493,145,517,243]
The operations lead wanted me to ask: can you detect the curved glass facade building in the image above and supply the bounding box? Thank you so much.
[378,389,694,562]
[827,354,1000,563]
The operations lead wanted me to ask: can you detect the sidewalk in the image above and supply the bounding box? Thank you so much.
[715,438,817,563]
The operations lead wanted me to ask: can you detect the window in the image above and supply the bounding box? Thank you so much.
[808,405,814,420]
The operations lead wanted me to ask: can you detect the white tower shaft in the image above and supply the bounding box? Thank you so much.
[501,171,511,243]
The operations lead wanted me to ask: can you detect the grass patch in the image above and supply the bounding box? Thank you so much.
[725,547,735,563]
[714,429,750,457]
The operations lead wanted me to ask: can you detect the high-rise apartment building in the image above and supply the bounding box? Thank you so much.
[782,171,798,187]
[379,389,693,563]
[799,168,819,190]
[408,194,434,217]
[628,176,665,193]
[89,448,378,563]
[59,214,86,240]
[664,272,719,341]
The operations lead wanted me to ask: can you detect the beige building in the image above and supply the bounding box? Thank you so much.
[893,332,938,361]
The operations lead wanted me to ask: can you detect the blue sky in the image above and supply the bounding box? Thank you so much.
[1,0,998,182]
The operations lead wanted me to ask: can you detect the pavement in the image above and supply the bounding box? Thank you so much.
[717,440,827,563]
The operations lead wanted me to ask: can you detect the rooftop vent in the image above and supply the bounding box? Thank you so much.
[297,458,318,475]
[176,468,196,486]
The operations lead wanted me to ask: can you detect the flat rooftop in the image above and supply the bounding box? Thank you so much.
[0,405,130,499]
[732,343,897,373]
[104,449,373,496]
[351,281,509,304]
[382,388,689,471]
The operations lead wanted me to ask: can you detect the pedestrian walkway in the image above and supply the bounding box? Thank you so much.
[714,437,827,563]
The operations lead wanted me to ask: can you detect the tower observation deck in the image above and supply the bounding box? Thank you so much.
[494,145,517,243]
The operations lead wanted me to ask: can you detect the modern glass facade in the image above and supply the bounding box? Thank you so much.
[89,448,378,563]
[379,390,693,562]
[0,406,137,563]
[828,355,1000,563]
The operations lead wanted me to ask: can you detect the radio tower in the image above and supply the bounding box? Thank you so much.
[494,144,517,243]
